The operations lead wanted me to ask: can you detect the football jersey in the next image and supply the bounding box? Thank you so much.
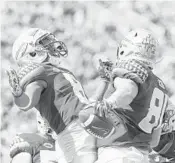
[10,133,56,163]
[124,71,168,134]
[29,63,88,134]
[102,71,168,149]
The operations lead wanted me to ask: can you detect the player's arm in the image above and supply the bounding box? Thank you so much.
[11,152,32,163]
[6,64,47,111]
[14,80,46,111]
[103,59,148,110]
[105,77,138,108]
[89,56,113,102]
[89,79,109,102]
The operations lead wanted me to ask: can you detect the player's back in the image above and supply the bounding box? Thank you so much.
[103,70,168,150]
[126,71,168,133]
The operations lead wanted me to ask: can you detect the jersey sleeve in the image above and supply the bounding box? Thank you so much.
[10,133,45,158]
[106,77,138,108]
[112,60,149,84]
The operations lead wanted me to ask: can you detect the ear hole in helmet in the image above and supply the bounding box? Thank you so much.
[29,52,36,57]
[47,128,52,134]
[56,45,63,50]
[120,51,124,55]
[38,121,41,124]
[39,40,42,44]
[135,33,138,37]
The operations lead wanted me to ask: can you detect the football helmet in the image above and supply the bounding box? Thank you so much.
[12,28,68,66]
[117,29,159,69]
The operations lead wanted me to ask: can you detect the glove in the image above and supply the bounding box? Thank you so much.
[10,134,31,158]
[95,100,112,117]
[6,62,44,97]
[81,100,111,118]
[6,68,23,97]
[98,59,113,82]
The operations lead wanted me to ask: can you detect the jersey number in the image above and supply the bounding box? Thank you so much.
[139,81,168,133]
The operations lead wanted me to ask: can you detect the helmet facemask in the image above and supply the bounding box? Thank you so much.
[35,33,68,58]
[13,28,68,67]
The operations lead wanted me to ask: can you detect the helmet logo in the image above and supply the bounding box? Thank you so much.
[141,34,157,56]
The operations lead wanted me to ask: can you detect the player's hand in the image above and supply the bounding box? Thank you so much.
[6,68,23,97]
[93,55,113,82]
[95,100,111,117]
[98,59,113,82]
[81,100,111,117]
[6,62,44,97]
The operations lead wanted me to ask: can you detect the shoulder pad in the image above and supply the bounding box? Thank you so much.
[112,60,149,84]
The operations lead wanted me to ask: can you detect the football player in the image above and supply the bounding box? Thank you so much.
[79,29,173,163]
[7,28,97,163]
[10,111,57,163]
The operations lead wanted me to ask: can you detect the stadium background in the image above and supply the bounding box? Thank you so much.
[1,1,175,163]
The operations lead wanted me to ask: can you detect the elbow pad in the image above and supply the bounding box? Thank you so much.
[112,59,149,84]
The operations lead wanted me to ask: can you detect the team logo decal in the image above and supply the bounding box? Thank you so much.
[43,143,53,149]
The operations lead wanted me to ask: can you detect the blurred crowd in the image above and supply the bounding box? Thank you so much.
[1,1,175,163]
